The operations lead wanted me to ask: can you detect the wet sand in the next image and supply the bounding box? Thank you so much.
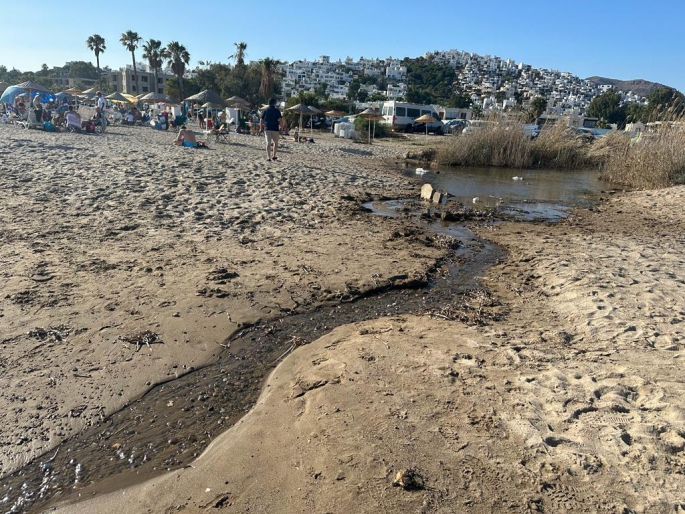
[3,123,685,512]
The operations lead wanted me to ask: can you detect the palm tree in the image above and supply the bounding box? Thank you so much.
[120,30,142,94]
[229,42,247,66]
[86,34,106,88]
[142,39,167,94]
[166,41,190,101]
[259,58,281,100]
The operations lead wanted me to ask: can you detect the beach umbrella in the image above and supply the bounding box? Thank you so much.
[54,91,74,103]
[359,107,384,144]
[106,91,132,103]
[226,95,248,106]
[121,93,138,103]
[286,103,314,134]
[414,112,440,140]
[140,91,176,103]
[1,81,52,105]
[63,88,82,95]
[81,87,98,95]
[185,89,225,106]
[14,81,51,94]
[306,105,322,133]
[0,85,26,104]
[325,110,346,133]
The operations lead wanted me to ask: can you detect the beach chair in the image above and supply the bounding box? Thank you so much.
[213,124,230,143]
[25,109,45,130]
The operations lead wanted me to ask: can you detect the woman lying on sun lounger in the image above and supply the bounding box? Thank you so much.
[173,125,208,148]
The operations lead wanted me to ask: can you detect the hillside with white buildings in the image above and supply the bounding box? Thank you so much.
[279,49,659,116]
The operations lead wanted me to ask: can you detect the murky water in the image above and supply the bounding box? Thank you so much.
[404,165,618,220]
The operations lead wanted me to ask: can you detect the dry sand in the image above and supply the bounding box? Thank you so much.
[2,122,685,513]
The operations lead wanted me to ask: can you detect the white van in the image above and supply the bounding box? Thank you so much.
[381,101,443,133]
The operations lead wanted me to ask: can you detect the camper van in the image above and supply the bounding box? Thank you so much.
[381,101,443,133]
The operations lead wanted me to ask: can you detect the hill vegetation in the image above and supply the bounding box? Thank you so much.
[585,77,667,97]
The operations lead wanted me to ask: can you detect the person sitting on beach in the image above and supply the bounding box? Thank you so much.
[65,106,82,131]
[174,125,202,147]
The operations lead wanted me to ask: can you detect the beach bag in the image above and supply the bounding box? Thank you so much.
[85,121,96,133]
[43,121,55,132]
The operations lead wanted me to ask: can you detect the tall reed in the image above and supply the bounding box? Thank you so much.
[599,122,685,189]
[436,116,598,169]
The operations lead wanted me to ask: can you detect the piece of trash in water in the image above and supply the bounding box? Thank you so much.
[415,167,428,174]
[472,197,480,204]
[512,176,524,181]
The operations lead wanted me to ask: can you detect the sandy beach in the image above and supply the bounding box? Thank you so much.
[2,122,685,512]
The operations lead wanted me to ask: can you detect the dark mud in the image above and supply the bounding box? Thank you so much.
[0,218,504,513]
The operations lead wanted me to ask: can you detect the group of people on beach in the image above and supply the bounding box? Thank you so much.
[172,97,283,159]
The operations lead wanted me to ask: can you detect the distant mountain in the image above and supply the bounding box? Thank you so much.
[585,77,669,97]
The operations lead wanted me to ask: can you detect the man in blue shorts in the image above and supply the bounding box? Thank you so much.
[260,98,282,161]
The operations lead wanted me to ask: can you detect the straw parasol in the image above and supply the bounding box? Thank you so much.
[186,90,225,106]
[106,91,132,103]
[414,112,440,140]
[226,95,248,106]
[325,110,346,133]
[359,107,384,144]
[286,103,314,134]
[140,91,176,103]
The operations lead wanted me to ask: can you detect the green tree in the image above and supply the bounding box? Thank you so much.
[347,80,361,101]
[368,92,387,102]
[259,57,281,101]
[85,34,106,88]
[402,57,456,104]
[647,87,684,119]
[447,92,470,108]
[229,42,247,66]
[314,82,328,100]
[625,103,647,124]
[356,89,368,102]
[142,39,168,95]
[68,61,99,80]
[530,96,547,119]
[166,41,190,101]
[120,30,142,94]
[588,90,626,127]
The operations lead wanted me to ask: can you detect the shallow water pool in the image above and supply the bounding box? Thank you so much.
[404,165,618,221]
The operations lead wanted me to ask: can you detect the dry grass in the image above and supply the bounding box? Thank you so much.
[436,116,598,169]
[599,124,685,189]
[435,114,685,189]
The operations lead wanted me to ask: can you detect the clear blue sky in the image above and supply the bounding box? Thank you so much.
[1,0,682,93]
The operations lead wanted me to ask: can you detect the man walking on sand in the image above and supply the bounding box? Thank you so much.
[95,91,107,132]
[260,98,282,161]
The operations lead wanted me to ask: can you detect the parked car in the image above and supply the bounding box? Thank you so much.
[461,120,493,135]
[443,119,468,134]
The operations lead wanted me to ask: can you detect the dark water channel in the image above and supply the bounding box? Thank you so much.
[0,166,613,512]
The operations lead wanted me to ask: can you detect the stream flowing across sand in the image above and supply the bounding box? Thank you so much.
[1,165,609,512]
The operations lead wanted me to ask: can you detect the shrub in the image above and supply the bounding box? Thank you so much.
[354,117,389,141]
